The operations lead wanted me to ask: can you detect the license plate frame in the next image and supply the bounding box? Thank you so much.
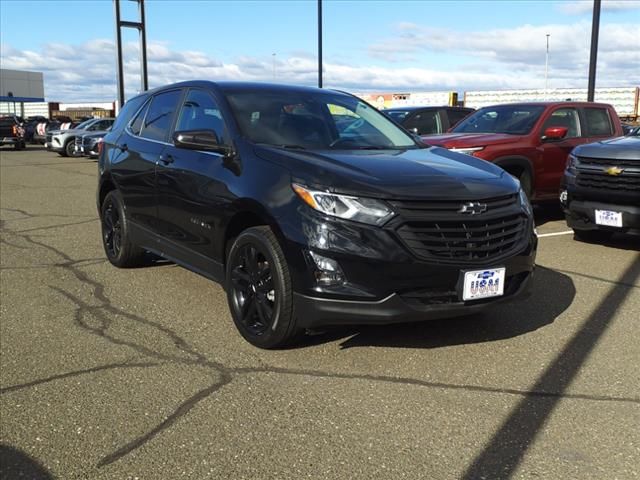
[461,267,506,302]
[595,209,622,228]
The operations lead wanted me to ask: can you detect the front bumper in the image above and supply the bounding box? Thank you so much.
[564,198,640,234]
[294,269,533,328]
[279,207,537,328]
[1,137,21,145]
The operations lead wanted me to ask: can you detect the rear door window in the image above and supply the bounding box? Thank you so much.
[583,107,613,136]
[140,90,182,142]
[404,110,441,135]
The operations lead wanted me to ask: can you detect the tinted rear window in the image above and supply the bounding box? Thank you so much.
[584,108,613,136]
[111,95,147,132]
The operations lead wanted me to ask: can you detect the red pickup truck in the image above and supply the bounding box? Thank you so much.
[424,102,623,201]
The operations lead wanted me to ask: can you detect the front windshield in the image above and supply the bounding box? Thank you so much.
[453,105,545,135]
[225,90,416,150]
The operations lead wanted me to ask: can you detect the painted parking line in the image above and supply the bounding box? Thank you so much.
[536,230,574,238]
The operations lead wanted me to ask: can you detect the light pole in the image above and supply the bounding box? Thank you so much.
[545,33,550,95]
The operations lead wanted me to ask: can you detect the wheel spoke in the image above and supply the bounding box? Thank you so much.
[247,246,259,276]
[241,297,257,325]
[231,266,251,288]
[256,301,269,326]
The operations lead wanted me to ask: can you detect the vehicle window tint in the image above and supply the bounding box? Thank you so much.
[453,105,545,135]
[140,90,182,142]
[404,110,441,135]
[447,109,472,128]
[176,89,227,145]
[584,108,613,136]
[112,95,147,131]
[129,101,150,136]
[542,108,580,138]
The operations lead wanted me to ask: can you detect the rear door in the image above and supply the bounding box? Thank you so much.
[536,106,583,197]
[156,88,234,271]
[110,89,182,234]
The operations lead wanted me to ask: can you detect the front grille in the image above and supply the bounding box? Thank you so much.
[577,156,639,168]
[576,171,640,192]
[392,195,528,263]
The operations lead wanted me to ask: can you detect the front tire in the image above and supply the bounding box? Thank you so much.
[226,226,300,349]
[65,139,76,157]
[100,190,145,267]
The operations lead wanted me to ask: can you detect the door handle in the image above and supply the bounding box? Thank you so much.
[160,154,174,165]
[116,143,128,152]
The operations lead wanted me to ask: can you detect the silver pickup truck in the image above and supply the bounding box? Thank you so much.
[46,118,114,157]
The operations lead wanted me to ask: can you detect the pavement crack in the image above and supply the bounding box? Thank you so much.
[0,361,160,394]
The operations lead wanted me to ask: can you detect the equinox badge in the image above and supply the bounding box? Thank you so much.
[458,202,487,215]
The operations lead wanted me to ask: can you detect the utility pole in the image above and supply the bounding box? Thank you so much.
[545,34,550,95]
[318,0,323,88]
[587,0,601,102]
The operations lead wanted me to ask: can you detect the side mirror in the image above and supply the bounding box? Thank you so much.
[173,129,227,153]
[542,126,568,141]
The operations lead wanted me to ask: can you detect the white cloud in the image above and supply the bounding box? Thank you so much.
[0,29,637,103]
[558,0,640,15]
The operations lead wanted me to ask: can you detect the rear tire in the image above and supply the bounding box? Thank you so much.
[225,226,300,349]
[100,190,146,267]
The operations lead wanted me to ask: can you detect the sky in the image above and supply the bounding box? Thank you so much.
[0,0,639,102]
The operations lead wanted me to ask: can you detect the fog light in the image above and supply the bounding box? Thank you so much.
[309,251,345,286]
[559,190,568,205]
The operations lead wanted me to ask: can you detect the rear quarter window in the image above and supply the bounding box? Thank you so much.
[584,108,613,136]
[111,95,147,132]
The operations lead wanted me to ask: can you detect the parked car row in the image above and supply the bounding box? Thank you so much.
[45,117,114,157]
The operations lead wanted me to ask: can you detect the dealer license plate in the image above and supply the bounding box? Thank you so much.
[462,267,506,301]
[595,210,622,228]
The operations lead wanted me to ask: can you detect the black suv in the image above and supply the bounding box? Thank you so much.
[98,82,537,348]
[561,129,640,240]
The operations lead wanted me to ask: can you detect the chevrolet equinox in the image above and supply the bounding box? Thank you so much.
[98,82,537,348]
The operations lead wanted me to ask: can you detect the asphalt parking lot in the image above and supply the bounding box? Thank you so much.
[1,146,638,480]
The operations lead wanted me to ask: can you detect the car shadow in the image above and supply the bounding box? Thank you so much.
[0,444,54,480]
[573,232,640,252]
[533,203,564,227]
[299,266,574,350]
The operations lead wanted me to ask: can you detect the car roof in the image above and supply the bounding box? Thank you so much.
[386,106,472,112]
[479,101,614,109]
[143,80,353,98]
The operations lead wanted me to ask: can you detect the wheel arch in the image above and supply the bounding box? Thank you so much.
[222,200,288,267]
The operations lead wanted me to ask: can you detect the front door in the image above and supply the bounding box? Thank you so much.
[156,88,236,270]
[536,106,583,198]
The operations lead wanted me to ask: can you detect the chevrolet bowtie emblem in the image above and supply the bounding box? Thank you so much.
[604,166,623,176]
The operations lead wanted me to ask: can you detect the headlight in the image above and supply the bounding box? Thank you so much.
[292,184,395,226]
[449,146,485,155]
[567,153,578,173]
[518,188,532,216]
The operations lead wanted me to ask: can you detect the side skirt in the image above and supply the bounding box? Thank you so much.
[129,221,225,284]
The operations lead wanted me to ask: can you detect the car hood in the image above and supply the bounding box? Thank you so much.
[574,135,640,161]
[81,130,109,139]
[50,128,86,136]
[253,144,518,200]
[424,133,524,148]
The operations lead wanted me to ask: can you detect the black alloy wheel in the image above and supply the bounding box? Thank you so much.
[102,197,122,260]
[65,139,76,157]
[229,244,276,336]
[100,190,145,267]
[226,226,299,349]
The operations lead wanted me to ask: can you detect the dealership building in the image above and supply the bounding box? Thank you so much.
[0,68,47,117]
